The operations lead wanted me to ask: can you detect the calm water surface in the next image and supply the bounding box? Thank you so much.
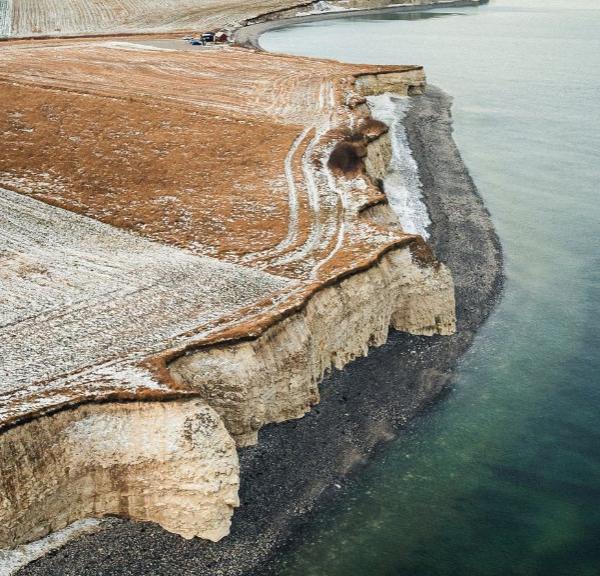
[261,2,600,574]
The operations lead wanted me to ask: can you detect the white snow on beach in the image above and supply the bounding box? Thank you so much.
[0,519,118,575]
[367,94,431,239]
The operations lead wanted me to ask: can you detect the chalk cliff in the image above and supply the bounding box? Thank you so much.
[170,233,455,449]
[0,400,239,548]
[169,69,454,446]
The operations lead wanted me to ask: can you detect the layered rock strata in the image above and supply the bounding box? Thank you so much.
[0,400,239,549]
[354,69,426,97]
[169,104,455,446]
[8,83,504,576]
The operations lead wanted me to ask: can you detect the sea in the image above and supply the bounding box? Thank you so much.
[261,1,600,574]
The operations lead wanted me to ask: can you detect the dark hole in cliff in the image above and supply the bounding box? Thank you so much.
[346,130,365,143]
[359,118,388,140]
[328,141,363,175]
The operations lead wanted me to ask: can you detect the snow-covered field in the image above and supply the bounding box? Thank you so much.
[0,0,12,37]
[0,186,293,427]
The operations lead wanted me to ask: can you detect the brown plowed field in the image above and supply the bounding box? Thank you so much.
[7,0,302,37]
[0,38,420,428]
[0,42,415,276]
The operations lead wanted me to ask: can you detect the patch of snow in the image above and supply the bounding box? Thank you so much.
[296,1,353,16]
[367,94,431,239]
[0,0,12,37]
[100,41,176,52]
[0,518,117,575]
[0,187,294,426]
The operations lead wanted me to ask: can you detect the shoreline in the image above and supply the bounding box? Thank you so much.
[234,0,489,49]
[0,35,454,561]
[17,85,503,575]
[0,0,486,43]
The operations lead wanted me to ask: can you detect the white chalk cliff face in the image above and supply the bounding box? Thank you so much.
[0,400,239,548]
[170,73,454,447]
[170,245,455,447]
[0,237,454,551]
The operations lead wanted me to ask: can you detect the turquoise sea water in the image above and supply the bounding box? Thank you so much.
[261,2,600,575]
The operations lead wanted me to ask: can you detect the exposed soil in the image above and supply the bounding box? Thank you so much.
[0,42,416,270]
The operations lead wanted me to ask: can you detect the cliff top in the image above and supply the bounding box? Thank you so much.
[1,0,311,38]
[0,38,426,430]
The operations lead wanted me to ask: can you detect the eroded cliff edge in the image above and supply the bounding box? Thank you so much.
[12,84,503,576]
[170,243,454,447]
[0,400,239,549]
[0,64,456,555]
[161,70,456,449]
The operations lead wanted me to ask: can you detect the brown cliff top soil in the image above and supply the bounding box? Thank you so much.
[0,42,419,272]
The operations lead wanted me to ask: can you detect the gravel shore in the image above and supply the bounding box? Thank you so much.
[17,84,502,576]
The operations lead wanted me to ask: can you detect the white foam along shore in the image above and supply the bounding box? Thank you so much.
[367,93,432,239]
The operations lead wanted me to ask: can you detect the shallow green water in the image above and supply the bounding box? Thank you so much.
[261,2,600,574]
